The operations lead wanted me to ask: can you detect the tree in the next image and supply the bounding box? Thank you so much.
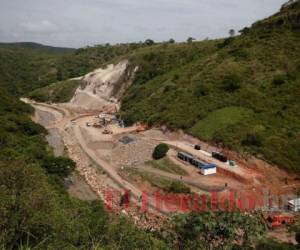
[187,37,196,43]
[273,75,286,86]
[222,74,241,92]
[0,160,64,249]
[194,83,210,97]
[145,39,155,46]
[229,29,236,37]
[168,38,175,44]
[239,27,250,35]
[56,68,63,81]
[152,143,169,160]
[296,230,300,245]
[42,156,76,177]
[172,211,265,249]
[242,133,263,147]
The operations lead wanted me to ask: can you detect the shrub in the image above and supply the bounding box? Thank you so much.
[218,37,235,48]
[272,75,286,86]
[152,143,169,160]
[222,74,241,92]
[145,39,155,46]
[242,133,263,147]
[296,230,300,245]
[239,27,251,35]
[187,37,196,43]
[168,39,175,44]
[167,181,191,194]
[42,156,76,177]
[194,84,210,97]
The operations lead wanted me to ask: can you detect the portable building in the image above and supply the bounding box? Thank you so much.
[199,164,217,176]
[178,152,194,163]
[178,152,217,175]
[288,198,300,212]
[192,158,217,175]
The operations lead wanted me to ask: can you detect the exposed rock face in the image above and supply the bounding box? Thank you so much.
[70,60,134,111]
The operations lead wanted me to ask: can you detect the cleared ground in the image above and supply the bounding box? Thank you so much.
[27,99,300,219]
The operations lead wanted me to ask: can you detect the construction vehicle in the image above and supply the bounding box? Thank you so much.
[93,123,103,128]
[229,160,236,167]
[212,152,228,162]
[102,128,113,135]
[264,212,295,229]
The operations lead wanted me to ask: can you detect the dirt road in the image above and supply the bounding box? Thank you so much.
[25,99,170,215]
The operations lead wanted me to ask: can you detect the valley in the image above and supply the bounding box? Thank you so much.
[23,56,300,228]
[1,1,300,248]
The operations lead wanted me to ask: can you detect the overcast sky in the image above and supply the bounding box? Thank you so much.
[0,0,286,48]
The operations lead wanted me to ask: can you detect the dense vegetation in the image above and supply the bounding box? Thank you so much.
[0,42,75,54]
[0,88,169,249]
[0,90,271,249]
[0,43,147,96]
[28,79,81,103]
[0,45,270,250]
[28,2,299,173]
[120,1,300,172]
[1,1,300,248]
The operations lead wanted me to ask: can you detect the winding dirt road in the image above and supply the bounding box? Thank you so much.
[24,99,170,215]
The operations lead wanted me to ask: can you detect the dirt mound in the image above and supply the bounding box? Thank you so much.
[70,60,134,111]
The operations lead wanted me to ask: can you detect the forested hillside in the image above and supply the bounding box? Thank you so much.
[0,88,270,249]
[27,1,300,172]
[0,42,75,54]
[0,43,146,96]
[0,88,171,248]
[1,1,300,248]
[120,0,300,172]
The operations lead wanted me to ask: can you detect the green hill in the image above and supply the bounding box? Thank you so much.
[119,1,300,172]
[28,1,300,172]
[0,42,75,54]
[1,1,300,249]
[0,42,148,96]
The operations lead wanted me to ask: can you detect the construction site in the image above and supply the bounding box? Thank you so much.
[23,60,300,239]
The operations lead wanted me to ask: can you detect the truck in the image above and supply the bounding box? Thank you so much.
[212,152,228,163]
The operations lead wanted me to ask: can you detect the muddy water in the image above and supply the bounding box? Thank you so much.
[35,109,65,157]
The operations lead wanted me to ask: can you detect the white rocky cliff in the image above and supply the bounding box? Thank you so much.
[70,60,135,111]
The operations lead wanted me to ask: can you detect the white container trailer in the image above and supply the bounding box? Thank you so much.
[200,165,217,176]
[288,198,300,212]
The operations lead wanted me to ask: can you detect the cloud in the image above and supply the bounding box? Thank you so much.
[0,0,287,47]
[20,20,58,34]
